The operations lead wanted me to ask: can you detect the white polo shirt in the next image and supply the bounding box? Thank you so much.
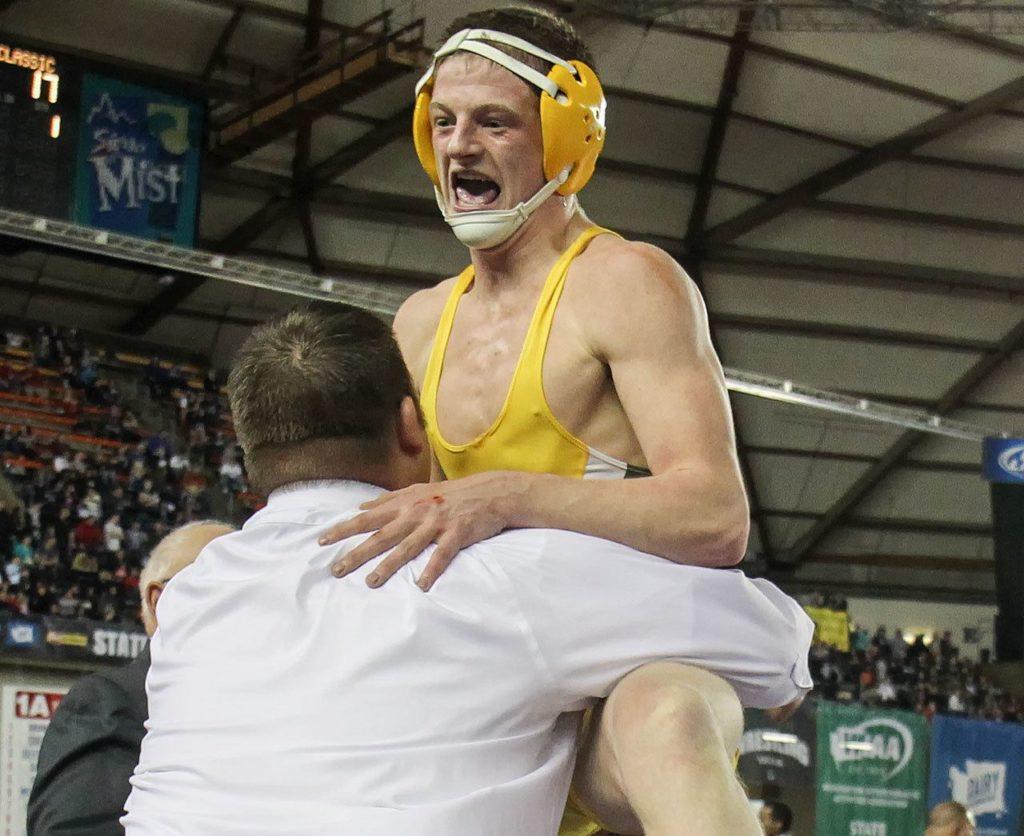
[124,480,813,835]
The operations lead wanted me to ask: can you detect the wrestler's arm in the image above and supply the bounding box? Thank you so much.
[322,247,747,586]
[506,242,748,565]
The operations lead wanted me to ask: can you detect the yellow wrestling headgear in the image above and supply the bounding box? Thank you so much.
[412,28,606,249]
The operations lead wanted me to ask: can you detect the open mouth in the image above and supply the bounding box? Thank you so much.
[450,172,501,210]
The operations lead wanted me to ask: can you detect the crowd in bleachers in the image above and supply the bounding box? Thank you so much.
[804,593,1023,724]
[2,323,1021,726]
[0,324,252,626]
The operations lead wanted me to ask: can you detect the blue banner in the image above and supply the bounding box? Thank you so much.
[929,715,1024,836]
[983,437,1024,484]
[73,73,202,245]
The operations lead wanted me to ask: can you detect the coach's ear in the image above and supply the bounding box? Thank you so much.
[395,395,427,456]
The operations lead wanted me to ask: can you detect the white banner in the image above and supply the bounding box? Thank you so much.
[0,685,69,836]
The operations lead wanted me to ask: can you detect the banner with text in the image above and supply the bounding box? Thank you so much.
[816,702,928,836]
[1,612,148,666]
[805,606,851,651]
[739,701,816,788]
[0,685,68,836]
[73,74,202,245]
[928,715,1024,836]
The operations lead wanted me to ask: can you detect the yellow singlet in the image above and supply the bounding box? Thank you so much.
[421,226,644,836]
[420,226,650,484]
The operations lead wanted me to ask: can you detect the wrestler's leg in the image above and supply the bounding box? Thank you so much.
[571,662,759,836]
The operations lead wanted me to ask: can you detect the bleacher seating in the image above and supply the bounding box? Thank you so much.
[0,324,248,628]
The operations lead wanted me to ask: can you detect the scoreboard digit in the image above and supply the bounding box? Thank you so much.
[0,39,80,219]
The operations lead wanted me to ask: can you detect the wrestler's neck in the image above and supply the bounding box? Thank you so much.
[466,195,593,297]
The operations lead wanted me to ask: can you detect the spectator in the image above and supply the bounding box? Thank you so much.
[13,533,34,563]
[73,515,103,551]
[4,555,23,585]
[926,801,975,836]
[28,522,234,836]
[758,801,793,835]
[103,513,124,553]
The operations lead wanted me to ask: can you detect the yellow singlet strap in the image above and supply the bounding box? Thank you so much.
[516,226,618,407]
[420,264,475,443]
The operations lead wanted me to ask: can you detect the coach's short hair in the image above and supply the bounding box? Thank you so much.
[228,304,415,476]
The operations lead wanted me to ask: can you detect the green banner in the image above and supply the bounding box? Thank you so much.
[816,702,928,836]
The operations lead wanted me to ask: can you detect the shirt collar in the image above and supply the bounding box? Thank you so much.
[261,479,386,514]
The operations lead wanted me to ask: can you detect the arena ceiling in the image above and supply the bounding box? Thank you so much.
[1,0,1022,606]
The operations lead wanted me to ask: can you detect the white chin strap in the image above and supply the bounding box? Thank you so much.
[436,167,569,250]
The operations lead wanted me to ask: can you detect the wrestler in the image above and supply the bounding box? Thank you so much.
[321,8,801,834]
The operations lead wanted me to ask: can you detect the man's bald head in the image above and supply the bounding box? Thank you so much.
[926,801,975,836]
[140,521,234,635]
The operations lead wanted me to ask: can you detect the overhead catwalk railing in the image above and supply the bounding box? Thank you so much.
[0,208,1012,442]
[724,369,1007,441]
[207,11,427,167]
[584,0,1024,32]
[0,208,406,317]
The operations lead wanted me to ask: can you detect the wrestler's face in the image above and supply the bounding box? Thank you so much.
[429,53,546,214]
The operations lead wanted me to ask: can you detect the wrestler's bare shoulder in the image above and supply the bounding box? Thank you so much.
[569,234,702,342]
[394,278,458,348]
[393,277,459,378]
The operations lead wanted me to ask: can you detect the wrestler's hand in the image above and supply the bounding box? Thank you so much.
[319,471,528,591]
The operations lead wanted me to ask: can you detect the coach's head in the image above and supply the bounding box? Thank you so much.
[227,304,429,496]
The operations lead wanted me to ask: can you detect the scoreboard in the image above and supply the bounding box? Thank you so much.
[0,35,204,246]
[0,42,80,220]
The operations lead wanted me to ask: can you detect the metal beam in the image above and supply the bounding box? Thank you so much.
[201,6,245,81]
[297,201,324,273]
[594,10,1024,123]
[685,4,756,246]
[124,107,411,335]
[683,7,775,566]
[774,577,995,606]
[198,179,1024,301]
[604,85,1024,182]
[745,444,979,475]
[788,316,1024,562]
[814,199,1024,238]
[706,245,1024,298]
[245,247,442,288]
[764,508,990,537]
[804,552,994,573]
[187,0,358,35]
[308,105,413,183]
[703,74,1024,246]
[294,0,324,274]
[832,389,1024,417]
[711,312,996,353]
[845,0,1024,59]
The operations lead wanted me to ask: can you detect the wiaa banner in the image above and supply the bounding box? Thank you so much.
[739,701,815,788]
[929,715,1024,836]
[816,702,928,836]
[0,612,148,666]
[74,74,202,246]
